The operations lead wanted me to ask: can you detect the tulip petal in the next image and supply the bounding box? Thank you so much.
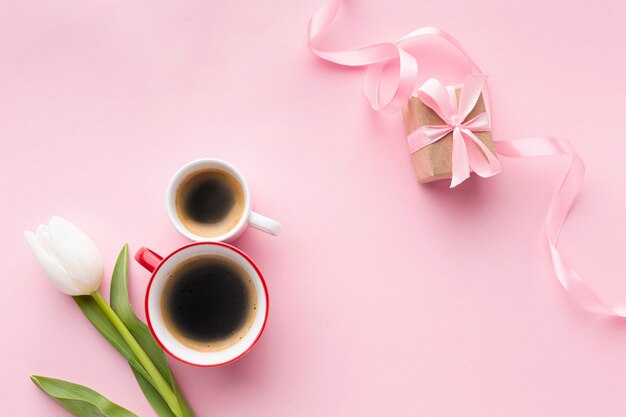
[47,216,103,293]
[24,231,84,295]
[35,225,56,256]
[35,225,90,292]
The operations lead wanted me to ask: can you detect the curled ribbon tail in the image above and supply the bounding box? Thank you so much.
[307,0,417,112]
[549,244,615,316]
[495,138,626,318]
[307,0,490,113]
[396,26,484,78]
[364,48,419,112]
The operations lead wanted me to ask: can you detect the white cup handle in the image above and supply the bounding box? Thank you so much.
[249,211,281,236]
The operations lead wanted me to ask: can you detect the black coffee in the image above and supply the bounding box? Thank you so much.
[184,175,233,223]
[175,169,245,238]
[161,255,257,352]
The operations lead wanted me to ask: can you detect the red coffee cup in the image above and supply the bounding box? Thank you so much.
[135,242,269,367]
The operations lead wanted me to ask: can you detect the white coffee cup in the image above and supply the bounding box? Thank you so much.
[166,158,281,242]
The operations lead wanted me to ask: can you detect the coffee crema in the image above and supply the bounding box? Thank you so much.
[175,169,245,238]
[160,255,257,352]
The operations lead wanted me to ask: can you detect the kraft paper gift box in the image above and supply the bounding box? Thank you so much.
[401,84,498,184]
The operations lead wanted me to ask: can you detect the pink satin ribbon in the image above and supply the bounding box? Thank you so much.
[308,0,624,317]
[495,139,626,317]
[307,0,482,112]
[408,75,501,187]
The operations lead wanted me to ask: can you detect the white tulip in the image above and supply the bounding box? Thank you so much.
[24,216,104,296]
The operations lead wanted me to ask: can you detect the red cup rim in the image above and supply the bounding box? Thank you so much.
[143,241,269,368]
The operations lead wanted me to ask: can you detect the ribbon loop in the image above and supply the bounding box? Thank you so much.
[457,74,487,122]
[417,79,457,123]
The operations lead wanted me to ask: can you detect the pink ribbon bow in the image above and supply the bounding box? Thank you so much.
[407,75,502,187]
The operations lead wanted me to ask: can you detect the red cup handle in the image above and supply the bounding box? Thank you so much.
[135,247,163,273]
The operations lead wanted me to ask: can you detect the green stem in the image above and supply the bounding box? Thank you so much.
[91,291,182,417]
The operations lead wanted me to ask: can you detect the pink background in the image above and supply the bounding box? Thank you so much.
[2,0,626,415]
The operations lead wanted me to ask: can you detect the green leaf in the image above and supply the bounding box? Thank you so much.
[110,244,196,417]
[130,367,177,417]
[31,375,138,417]
[110,244,172,385]
[72,295,152,385]
[171,378,196,417]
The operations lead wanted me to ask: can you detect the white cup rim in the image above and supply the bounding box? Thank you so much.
[166,158,252,242]
[143,242,269,367]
